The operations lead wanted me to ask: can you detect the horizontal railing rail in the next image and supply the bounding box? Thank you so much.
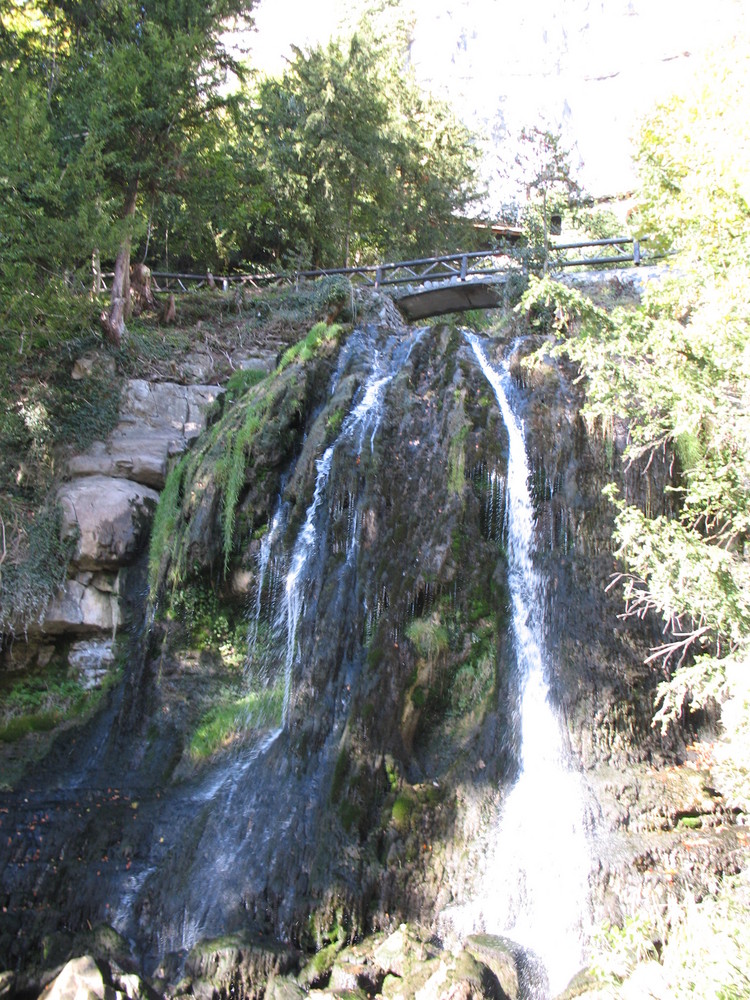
[97,236,650,295]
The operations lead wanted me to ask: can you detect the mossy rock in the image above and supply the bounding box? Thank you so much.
[264,975,306,1000]
[184,933,300,1000]
[554,967,603,998]
[464,935,518,999]
[297,940,341,989]
[70,924,135,973]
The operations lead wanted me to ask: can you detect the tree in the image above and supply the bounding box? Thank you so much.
[246,18,479,269]
[519,40,750,727]
[42,0,255,343]
[515,125,580,272]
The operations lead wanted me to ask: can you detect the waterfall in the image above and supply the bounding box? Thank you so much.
[271,328,423,728]
[464,333,593,998]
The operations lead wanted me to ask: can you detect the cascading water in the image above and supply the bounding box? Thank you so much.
[272,333,422,727]
[462,333,594,998]
[116,325,424,959]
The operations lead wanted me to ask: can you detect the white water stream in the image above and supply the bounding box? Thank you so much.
[464,334,593,997]
[276,331,422,727]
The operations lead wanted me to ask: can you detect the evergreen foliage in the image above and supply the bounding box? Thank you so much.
[0,0,480,312]
[232,14,479,269]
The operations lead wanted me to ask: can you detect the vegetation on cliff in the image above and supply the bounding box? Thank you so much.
[0,0,478,345]
[521,41,750,744]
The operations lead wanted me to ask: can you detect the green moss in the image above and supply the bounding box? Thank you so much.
[678,815,703,829]
[326,406,345,439]
[331,747,350,803]
[189,686,284,760]
[448,424,470,495]
[224,368,267,402]
[411,686,426,708]
[451,527,466,558]
[340,800,361,832]
[0,711,59,742]
[385,757,399,792]
[449,652,495,717]
[298,940,340,987]
[391,794,413,833]
[468,593,491,623]
[367,644,384,670]
[277,322,341,372]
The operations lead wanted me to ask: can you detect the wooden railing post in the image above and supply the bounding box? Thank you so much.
[375,266,382,290]
[633,239,641,265]
[460,255,468,281]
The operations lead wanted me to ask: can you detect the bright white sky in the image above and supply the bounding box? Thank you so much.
[243,0,747,208]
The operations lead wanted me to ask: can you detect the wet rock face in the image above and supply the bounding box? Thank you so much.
[0,307,741,994]
[495,338,672,769]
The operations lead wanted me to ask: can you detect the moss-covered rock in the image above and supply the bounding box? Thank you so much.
[183,933,300,1000]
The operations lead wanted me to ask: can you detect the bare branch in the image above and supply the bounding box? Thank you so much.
[644,625,711,673]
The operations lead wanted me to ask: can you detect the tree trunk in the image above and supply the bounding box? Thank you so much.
[344,182,355,268]
[101,184,138,346]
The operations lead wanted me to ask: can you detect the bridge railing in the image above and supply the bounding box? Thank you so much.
[548,236,645,269]
[99,236,648,294]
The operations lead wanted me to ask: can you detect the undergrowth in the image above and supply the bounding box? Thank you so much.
[166,581,247,668]
[189,684,284,760]
[589,870,750,997]
[0,650,122,744]
[0,502,77,638]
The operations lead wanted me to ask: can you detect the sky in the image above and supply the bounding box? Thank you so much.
[243,0,748,208]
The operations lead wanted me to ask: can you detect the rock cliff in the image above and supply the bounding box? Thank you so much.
[0,284,744,1000]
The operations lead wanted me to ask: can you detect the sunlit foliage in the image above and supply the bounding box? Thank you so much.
[519,40,750,729]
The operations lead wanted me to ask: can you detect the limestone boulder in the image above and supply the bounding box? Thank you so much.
[41,580,118,636]
[38,956,157,1000]
[59,475,159,571]
[38,957,108,1000]
[68,638,116,689]
[66,380,222,489]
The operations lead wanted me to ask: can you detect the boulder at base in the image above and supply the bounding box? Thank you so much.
[38,956,157,1000]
